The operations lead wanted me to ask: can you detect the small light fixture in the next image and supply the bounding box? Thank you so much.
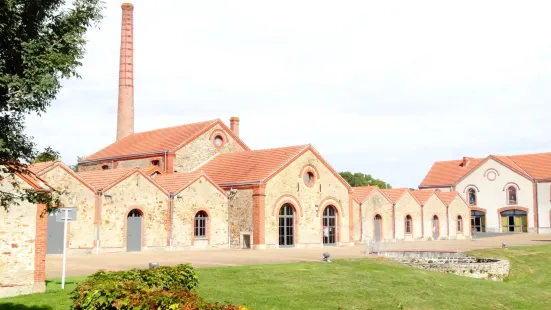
[176,195,183,201]
[315,204,320,215]
[104,192,112,198]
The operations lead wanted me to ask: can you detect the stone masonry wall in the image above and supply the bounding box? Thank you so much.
[170,177,228,249]
[228,189,254,249]
[362,190,393,241]
[264,150,350,248]
[39,165,96,250]
[352,200,361,243]
[423,194,448,240]
[78,160,114,172]
[383,251,510,282]
[448,196,470,239]
[394,192,423,241]
[99,172,168,250]
[78,156,165,173]
[116,156,165,170]
[173,124,245,173]
[0,175,44,298]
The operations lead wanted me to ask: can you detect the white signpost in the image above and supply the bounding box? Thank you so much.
[55,206,78,289]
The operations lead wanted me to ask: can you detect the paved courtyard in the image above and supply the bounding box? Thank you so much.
[46,233,551,278]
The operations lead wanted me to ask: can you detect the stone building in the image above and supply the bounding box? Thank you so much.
[352,186,470,242]
[420,153,551,234]
[24,3,477,259]
[0,169,48,297]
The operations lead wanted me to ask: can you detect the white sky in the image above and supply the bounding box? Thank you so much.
[26,0,551,188]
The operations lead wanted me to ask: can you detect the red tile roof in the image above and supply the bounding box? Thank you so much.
[154,171,203,194]
[84,120,218,160]
[381,188,409,203]
[352,186,378,203]
[198,145,310,185]
[420,151,551,188]
[506,152,551,180]
[410,190,435,205]
[419,157,484,187]
[435,191,461,206]
[28,161,57,175]
[78,167,136,190]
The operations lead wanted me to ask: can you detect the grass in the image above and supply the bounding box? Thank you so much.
[2,244,551,309]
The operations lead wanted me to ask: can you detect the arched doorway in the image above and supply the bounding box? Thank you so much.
[471,210,486,233]
[279,203,295,248]
[501,209,528,232]
[432,215,439,240]
[127,209,143,252]
[322,206,337,246]
[374,215,382,242]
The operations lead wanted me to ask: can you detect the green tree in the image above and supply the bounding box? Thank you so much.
[33,146,60,163]
[0,0,104,212]
[339,171,391,189]
[71,156,84,172]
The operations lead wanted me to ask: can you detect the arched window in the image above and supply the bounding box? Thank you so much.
[457,215,463,233]
[467,188,476,206]
[507,186,517,205]
[194,211,208,238]
[405,215,412,234]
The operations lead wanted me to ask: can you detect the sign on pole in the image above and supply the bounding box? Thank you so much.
[54,207,78,289]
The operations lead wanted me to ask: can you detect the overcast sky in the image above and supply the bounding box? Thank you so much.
[25,0,551,188]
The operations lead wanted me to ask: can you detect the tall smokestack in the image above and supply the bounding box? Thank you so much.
[230,116,240,137]
[116,3,135,141]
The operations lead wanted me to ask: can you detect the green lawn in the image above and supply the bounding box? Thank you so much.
[2,245,551,309]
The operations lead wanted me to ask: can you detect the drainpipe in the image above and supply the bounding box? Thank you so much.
[227,188,237,249]
[164,151,168,172]
[96,190,103,255]
[169,193,174,250]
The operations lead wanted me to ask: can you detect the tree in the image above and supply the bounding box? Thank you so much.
[71,156,85,172]
[0,0,104,212]
[339,171,391,189]
[33,146,60,163]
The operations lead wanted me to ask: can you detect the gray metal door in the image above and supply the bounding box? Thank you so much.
[127,209,142,252]
[432,216,439,240]
[47,212,64,254]
[374,215,382,242]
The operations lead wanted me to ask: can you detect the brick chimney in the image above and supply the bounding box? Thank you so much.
[230,116,240,137]
[116,3,135,141]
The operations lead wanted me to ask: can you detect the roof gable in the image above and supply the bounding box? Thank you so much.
[198,145,309,185]
[352,186,378,203]
[28,161,57,175]
[78,167,136,191]
[380,188,411,204]
[411,189,437,205]
[419,157,484,188]
[83,119,218,161]
[38,162,96,193]
[155,171,226,196]
[435,191,465,206]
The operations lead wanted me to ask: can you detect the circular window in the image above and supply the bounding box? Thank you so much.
[487,171,496,181]
[304,171,315,186]
[214,135,224,147]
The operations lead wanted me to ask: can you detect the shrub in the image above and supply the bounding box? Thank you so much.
[71,264,212,310]
[85,264,199,291]
[72,281,242,309]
